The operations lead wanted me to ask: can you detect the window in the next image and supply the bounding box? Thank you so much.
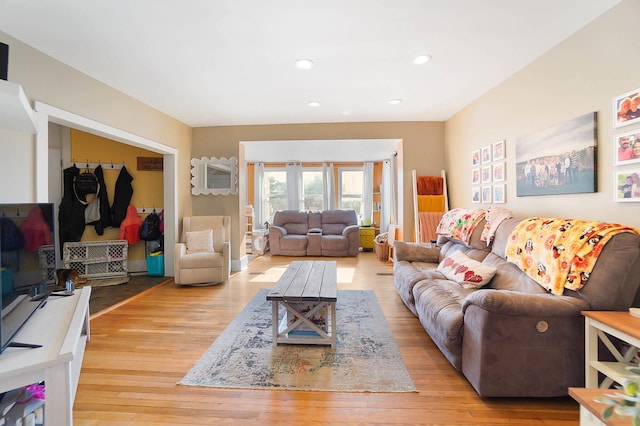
[301,169,323,211]
[338,168,364,216]
[262,169,286,223]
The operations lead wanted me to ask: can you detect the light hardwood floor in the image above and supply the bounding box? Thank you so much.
[74,252,580,425]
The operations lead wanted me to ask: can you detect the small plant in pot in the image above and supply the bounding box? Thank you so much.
[595,365,640,425]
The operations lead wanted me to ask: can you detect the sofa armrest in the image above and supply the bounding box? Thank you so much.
[174,243,187,284]
[394,241,440,263]
[308,228,322,235]
[269,225,287,237]
[462,289,590,317]
[343,224,359,236]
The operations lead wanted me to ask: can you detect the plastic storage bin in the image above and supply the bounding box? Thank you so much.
[63,240,128,279]
[146,253,164,277]
[1,268,13,295]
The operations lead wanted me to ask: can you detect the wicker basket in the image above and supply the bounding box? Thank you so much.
[374,241,389,262]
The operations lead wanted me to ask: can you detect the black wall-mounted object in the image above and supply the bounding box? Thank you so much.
[0,42,8,80]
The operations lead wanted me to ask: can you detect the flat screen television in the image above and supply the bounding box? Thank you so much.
[0,202,57,353]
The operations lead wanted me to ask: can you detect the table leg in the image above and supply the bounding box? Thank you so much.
[272,301,278,347]
[329,302,336,348]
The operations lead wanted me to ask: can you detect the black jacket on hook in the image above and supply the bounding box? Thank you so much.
[58,165,86,252]
[111,165,133,227]
[93,165,113,235]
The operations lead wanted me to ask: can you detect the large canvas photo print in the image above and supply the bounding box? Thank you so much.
[515,112,597,197]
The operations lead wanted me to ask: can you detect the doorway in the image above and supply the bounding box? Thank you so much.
[34,102,178,276]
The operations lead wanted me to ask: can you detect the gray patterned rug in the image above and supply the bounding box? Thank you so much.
[178,289,417,393]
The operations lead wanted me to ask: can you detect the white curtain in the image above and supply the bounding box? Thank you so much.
[253,162,264,227]
[322,162,335,210]
[390,155,398,226]
[363,162,374,225]
[380,159,391,233]
[286,162,302,210]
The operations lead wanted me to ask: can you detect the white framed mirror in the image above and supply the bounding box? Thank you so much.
[191,156,238,195]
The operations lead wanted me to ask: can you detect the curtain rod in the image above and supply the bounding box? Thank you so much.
[247,161,384,167]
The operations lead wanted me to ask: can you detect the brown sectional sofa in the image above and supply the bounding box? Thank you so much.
[269,209,360,256]
[394,213,640,397]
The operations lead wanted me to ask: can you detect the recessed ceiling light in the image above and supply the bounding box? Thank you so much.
[342,111,351,116]
[413,54,432,65]
[295,59,314,70]
[308,101,320,107]
[389,99,402,105]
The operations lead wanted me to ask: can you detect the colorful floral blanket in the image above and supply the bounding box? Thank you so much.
[435,208,486,245]
[505,218,640,295]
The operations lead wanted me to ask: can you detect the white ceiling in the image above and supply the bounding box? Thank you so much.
[0,0,621,130]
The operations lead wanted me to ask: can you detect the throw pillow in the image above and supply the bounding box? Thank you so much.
[185,229,214,254]
[437,250,497,289]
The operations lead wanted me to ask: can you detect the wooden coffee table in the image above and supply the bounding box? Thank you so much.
[267,260,337,348]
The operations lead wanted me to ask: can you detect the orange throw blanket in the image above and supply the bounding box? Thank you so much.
[416,176,443,195]
[418,212,444,243]
[505,218,640,295]
[417,195,445,212]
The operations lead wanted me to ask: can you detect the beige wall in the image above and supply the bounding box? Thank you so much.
[192,122,445,259]
[0,31,192,222]
[445,0,640,228]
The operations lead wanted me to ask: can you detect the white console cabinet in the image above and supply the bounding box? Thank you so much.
[0,287,91,426]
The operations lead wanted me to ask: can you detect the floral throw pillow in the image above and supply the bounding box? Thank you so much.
[185,229,214,254]
[437,250,497,289]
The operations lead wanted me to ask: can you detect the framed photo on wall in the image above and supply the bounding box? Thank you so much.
[471,187,480,203]
[481,185,492,203]
[615,169,640,202]
[472,149,480,167]
[515,112,597,197]
[493,162,505,182]
[481,145,492,164]
[614,88,640,128]
[481,166,492,184]
[615,129,640,165]
[493,140,505,161]
[493,184,505,203]
[472,168,480,185]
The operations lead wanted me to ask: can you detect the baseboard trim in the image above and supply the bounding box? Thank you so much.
[233,256,248,272]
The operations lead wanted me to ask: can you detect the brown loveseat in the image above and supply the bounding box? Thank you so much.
[393,210,640,397]
[269,210,359,256]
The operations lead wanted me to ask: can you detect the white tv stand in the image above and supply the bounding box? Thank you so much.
[0,287,91,426]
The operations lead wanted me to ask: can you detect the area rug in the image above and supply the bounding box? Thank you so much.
[178,289,417,393]
[81,276,130,288]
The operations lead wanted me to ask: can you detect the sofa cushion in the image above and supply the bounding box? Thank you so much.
[284,223,309,234]
[185,229,214,254]
[280,234,308,251]
[180,251,224,268]
[308,211,322,229]
[321,234,348,253]
[322,223,346,235]
[321,210,357,235]
[413,278,476,370]
[273,210,309,234]
[394,241,440,263]
[437,250,497,289]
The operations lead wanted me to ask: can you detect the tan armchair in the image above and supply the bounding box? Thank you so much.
[174,215,231,285]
